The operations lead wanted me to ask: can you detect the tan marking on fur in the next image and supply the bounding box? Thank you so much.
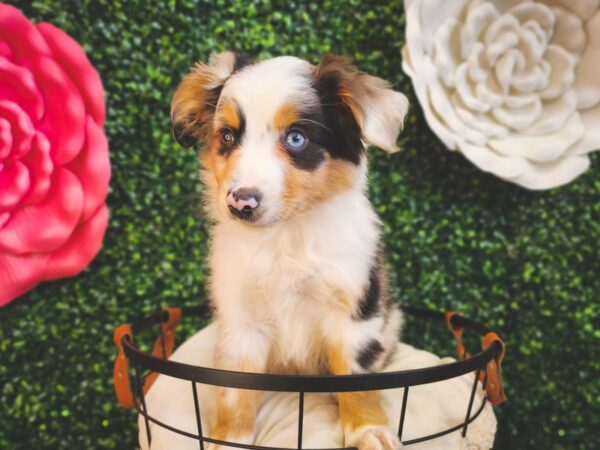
[200,141,240,190]
[266,344,326,375]
[273,102,300,130]
[338,87,364,126]
[338,390,388,431]
[172,70,220,142]
[333,290,356,315]
[217,99,241,129]
[327,342,387,432]
[211,360,258,441]
[280,155,354,219]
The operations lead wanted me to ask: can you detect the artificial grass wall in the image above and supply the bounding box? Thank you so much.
[1,1,598,449]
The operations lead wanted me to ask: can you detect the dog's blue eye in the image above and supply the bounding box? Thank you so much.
[285,130,307,152]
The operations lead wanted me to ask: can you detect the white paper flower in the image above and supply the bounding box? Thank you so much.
[402,0,600,189]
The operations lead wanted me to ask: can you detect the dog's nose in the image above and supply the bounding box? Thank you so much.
[226,188,262,220]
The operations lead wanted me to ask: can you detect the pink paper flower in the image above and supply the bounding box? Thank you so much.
[0,4,110,306]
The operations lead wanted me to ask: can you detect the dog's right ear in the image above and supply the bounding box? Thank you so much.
[171,52,248,148]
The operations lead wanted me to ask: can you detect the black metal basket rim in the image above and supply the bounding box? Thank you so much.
[122,305,502,393]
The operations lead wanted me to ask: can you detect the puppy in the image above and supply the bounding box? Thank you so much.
[171,52,409,450]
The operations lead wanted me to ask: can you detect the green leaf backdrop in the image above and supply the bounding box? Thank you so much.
[0,1,598,449]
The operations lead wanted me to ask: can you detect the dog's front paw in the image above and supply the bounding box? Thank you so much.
[346,425,402,450]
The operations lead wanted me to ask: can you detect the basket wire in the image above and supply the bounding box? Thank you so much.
[115,306,505,450]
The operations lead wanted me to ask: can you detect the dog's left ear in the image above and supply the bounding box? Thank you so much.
[314,54,409,153]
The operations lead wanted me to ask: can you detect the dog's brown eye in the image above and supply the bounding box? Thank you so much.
[221,129,235,147]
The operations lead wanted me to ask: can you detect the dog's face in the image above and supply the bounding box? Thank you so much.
[171,53,408,226]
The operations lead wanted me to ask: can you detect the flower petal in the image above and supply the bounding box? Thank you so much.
[66,117,110,221]
[412,0,469,54]
[37,23,105,125]
[28,56,86,165]
[461,2,499,58]
[466,42,488,83]
[455,63,491,112]
[485,15,520,65]
[492,96,542,130]
[0,251,49,307]
[514,26,546,66]
[0,56,44,122]
[475,76,505,108]
[402,47,462,149]
[433,18,461,87]
[512,155,590,190]
[540,45,577,100]
[526,88,577,134]
[573,10,600,109]
[453,98,510,139]
[545,0,599,21]
[495,49,520,93]
[44,204,108,280]
[550,6,587,55]
[489,114,585,162]
[0,161,29,212]
[567,101,600,155]
[425,60,488,145]
[0,117,12,159]
[0,168,83,254]
[460,140,532,180]
[0,100,34,159]
[509,2,556,41]
[522,20,548,49]
[19,133,53,206]
[0,39,12,59]
[0,4,50,63]
[510,60,551,93]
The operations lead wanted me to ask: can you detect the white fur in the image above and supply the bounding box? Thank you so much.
[361,89,410,153]
[210,179,382,371]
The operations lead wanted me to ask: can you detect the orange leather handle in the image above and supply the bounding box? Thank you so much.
[445,311,469,360]
[113,324,135,409]
[113,308,183,409]
[482,332,507,405]
[144,307,182,393]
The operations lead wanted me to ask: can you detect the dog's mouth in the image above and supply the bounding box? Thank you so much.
[225,201,273,226]
[228,203,260,222]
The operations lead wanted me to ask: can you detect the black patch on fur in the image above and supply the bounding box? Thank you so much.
[207,85,224,111]
[356,265,381,320]
[232,53,254,73]
[218,102,246,156]
[357,340,384,370]
[312,74,364,165]
[172,122,198,148]
[284,108,328,171]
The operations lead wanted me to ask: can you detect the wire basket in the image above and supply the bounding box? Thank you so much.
[113,305,506,450]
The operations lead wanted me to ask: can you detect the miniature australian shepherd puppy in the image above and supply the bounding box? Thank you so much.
[171,52,409,450]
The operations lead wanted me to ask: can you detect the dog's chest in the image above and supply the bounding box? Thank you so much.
[210,194,381,369]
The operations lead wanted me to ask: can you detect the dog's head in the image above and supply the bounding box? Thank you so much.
[171,52,408,226]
